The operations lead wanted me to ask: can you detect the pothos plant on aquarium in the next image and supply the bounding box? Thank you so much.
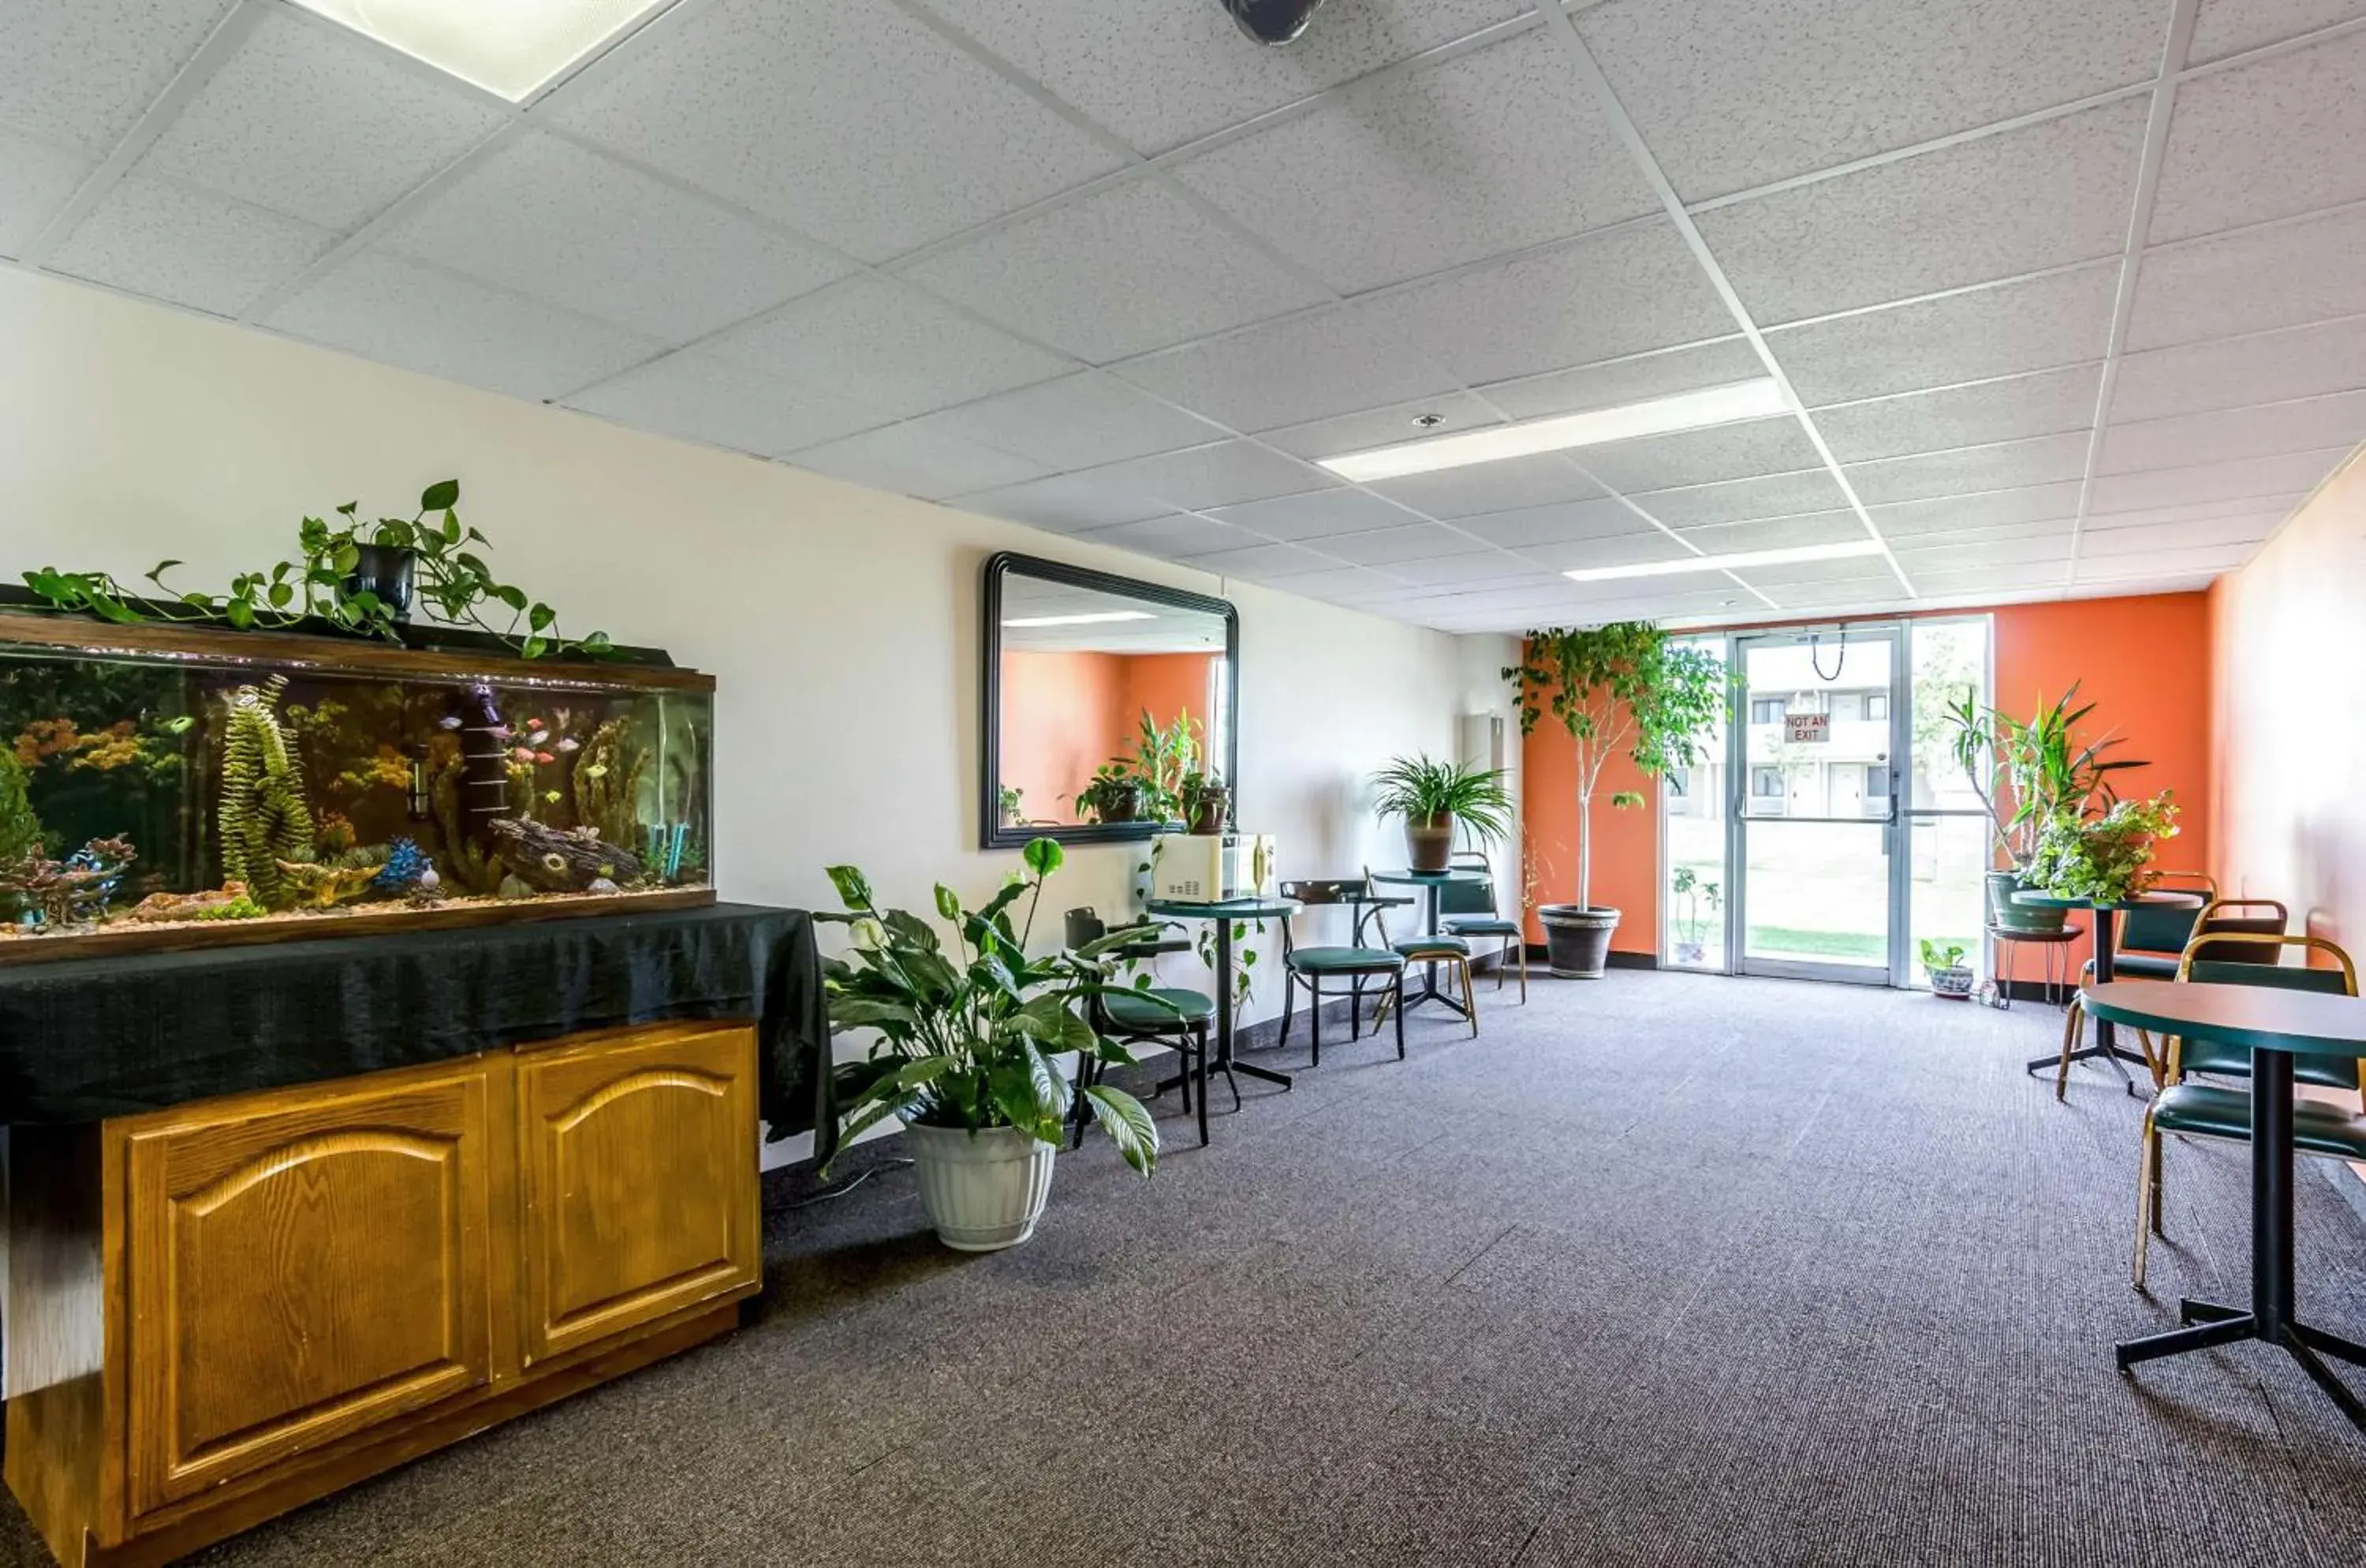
[22,480,610,660]
[820,838,1162,1176]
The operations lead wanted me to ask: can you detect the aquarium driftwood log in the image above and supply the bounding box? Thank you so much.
[218,675,317,909]
[487,817,641,893]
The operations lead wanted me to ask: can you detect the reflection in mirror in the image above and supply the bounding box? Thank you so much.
[984,557,1236,847]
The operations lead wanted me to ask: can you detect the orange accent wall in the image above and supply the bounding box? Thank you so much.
[1120,654,1218,764]
[2210,453,2366,950]
[1518,593,2215,955]
[998,650,1219,820]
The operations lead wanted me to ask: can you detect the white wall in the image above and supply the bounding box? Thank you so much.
[0,267,1476,1158]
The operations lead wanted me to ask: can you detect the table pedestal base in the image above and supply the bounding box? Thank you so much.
[2117,1298,2366,1431]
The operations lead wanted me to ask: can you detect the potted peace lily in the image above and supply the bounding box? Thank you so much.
[820,838,1159,1251]
[1507,623,1723,978]
[1370,753,1513,872]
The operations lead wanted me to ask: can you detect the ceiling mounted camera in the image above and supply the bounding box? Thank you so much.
[1224,0,1328,46]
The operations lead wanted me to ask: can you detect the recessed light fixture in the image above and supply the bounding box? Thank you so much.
[1318,379,1789,483]
[289,0,675,102]
[1000,611,1158,629]
[1562,539,1886,584]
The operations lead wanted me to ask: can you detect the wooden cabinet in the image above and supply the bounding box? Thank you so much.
[516,1023,759,1365]
[4,1021,763,1568]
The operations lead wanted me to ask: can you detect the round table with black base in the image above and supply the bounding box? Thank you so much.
[1370,868,1490,1020]
[2086,980,2366,1431]
[1146,896,1302,1096]
[2013,891,2202,1096]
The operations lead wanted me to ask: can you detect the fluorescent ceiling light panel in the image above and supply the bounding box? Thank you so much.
[1319,379,1790,483]
[1001,611,1157,628]
[1562,539,1886,584]
[289,0,675,101]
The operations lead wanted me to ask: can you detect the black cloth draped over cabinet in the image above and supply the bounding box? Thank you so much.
[0,902,830,1141]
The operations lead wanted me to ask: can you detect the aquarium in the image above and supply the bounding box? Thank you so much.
[0,618,713,959]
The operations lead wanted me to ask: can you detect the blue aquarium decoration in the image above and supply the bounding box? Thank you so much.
[369,835,437,895]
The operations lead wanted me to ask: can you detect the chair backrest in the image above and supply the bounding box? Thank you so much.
[2119,873,2212,956]
[2174,933,2360,1092]
[1437,853,1499,918]
[2188,897,2289,962]
[1278,877,1382,953]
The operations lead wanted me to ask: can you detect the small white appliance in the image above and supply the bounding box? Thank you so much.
[1148,833,1276,903]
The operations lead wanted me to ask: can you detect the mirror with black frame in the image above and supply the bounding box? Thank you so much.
[981,553,1238,849]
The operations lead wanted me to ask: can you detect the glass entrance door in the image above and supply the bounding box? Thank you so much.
[1729,627,1908,984]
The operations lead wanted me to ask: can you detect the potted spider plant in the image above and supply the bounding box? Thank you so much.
[1370,753,1513,872]
[820,838,1160,1251]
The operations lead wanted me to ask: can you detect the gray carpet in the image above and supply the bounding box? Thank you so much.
[8,972,2366,1566]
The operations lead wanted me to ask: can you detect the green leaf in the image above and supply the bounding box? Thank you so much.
[1022,836,1063,879]
[150,558,183,577]
[493,584,528,612]
[528,602,555,632]
[880,909,942,954]
[267,581,293,609]
[420,479,460,512]
[1083,1085,1159,1177]
[827,996,919,1031]
[824,864,874,909]
[933,883,961,922]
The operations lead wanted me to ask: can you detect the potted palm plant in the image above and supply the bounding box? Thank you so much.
[1370,753,1513,872]
[1507,623,1723,978]
[1945,684,2147,933]
[820,838,1159,1251]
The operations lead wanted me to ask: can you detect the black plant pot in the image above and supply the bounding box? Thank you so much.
[345,543,416,623]
[1097,784,1142,824]
[1186,789,1228,834]
[1539,904,1620,979]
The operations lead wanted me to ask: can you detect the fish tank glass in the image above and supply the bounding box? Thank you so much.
[0,619,713,959]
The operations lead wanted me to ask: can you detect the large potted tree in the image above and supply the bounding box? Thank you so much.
[1370,753,1514,872]
[819,838,1160,1250]
[1944,684,2146,934]
[1506,623,1723,978]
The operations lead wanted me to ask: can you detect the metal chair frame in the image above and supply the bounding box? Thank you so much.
[1275,879,1406,1066]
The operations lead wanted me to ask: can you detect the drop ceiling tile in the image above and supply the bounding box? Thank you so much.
[1110,306,1459,434]
[1176,542,1340,580]
[788,422,1048,500]
[138,10,507,232]
[1086,440,1334,511]
[916,372,1227,470]
[1384,553,1558,589]
[1896,534,2074,575]
[1624,469,1851,528]
[1457,498,1652,549]
[0,129,99,259]
[1575,0,2163,203]
[2080,512,2282,553]
[2075,541,2256,579]
[949,471,1170,532]
[49,175,334,318]
[1518,534,1705,575]
[1677,511,1875,555]
[1203,488,1418,542]
[1580,416,1823,494]
[915,0,1530,155]
[0,0,241,154]
[1845,432,2093,505]
[1169,27,1658,293]
[2099,390,2366,474]
[1315,523,1496,566]
[1867,482,2085,536]
[2127,204,2366,350]
[565,351,889,456]
[1371,220,1735,387]
[2189,0,2366,63]
[1767,263,2122,406]
[2149,30,2366,243]
[900,181,1328,364]
[1696,97,2147,323]
[2109,315,2366,422]
[264,252,662,401]
[2085,491,2307,528]
[707,276,1074,421]
[1752,570,1909,603]
[1898,562,2069,595]
[379,131,849,343]
[1248,566,1411,603]
[1261,393,1504,461]
[1479,339,1764,422]
[1367,453,1607,519]
[542,0,1125,261]
[2086,447,2350,513]
[1076,513,1268,559]
[1812,365,2103,464]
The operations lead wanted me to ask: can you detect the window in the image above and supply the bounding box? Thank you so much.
[1866,765,1891,798]
[1665,766,1690,799]
[1749,696,1787,724]
[1866,693,1890,722]
[1751,766,1784,797]
[1830,692,1862,722]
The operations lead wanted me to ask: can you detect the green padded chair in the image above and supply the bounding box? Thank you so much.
[2102,871,2216,981]
[2065,893,2286,1092]
[1073,920,1221,1148]
[1276,879,1405,1066]
[2133,933,2364,1286]
[1440,851,1526,1004]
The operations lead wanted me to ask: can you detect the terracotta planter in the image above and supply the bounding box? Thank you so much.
[904,1123,1058,1251]
[1404,812,1454,873]
[1539,904,1619,978]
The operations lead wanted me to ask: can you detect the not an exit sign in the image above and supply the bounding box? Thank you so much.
[1785,713,1830,744]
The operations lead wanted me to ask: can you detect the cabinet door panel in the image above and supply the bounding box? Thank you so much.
[124,1065,495,1515]
[517,1023,757,1365]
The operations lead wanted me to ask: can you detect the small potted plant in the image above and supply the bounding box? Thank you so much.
[997,783,1024,829]
[1370,753,1513,872]
[820,838,1159,1250]
[1920,939,1976,999]
[1179,770,1228,834]
[1670,865,1720,966]
[1074,762,1142,824]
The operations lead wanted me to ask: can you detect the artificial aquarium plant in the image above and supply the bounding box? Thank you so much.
[24,480,610,660]
[217,675,318,911]
[819,837,1161,1179]
[1506,623,1722,976]
[1369,753,1513,872]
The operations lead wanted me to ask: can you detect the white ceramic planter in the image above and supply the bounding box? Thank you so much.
[905,1122,1058,1251]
